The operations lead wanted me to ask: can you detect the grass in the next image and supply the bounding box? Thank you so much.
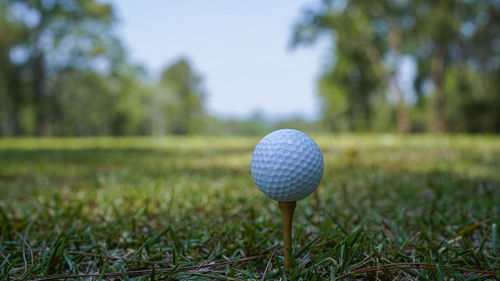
[0,134,499,280]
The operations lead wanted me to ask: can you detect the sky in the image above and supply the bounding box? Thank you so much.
[108,0,328,120]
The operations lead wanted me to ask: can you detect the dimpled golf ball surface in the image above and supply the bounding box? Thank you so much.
[251,129,324,202]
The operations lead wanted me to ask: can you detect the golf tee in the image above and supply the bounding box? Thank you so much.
[278,201,296,269]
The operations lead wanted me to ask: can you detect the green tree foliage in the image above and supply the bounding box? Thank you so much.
[0,0,150,136]
[412,0,500,132]
[2,1,499,136]
[12,0,119,135]
[49,65,147,136]
[293,4,363,131]
[291,1,397,131]
[292,0,500,133]
[160,58,206,135]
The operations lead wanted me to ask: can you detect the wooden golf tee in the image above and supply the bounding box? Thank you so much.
[279,201,296,269]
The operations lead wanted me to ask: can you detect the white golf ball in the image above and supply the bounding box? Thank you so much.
[251,129,324,202]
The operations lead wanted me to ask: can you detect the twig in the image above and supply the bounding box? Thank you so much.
[335,263,498,280]
[34,254,266,281]
[193,247,221,272]
[0,249,11,266]
[349,252,373,272]
[261,249,275,281]
[5,249,171,265]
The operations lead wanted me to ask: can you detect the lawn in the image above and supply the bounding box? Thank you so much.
[0,135,499,280]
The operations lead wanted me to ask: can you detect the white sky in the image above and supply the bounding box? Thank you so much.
[108,0,328,120]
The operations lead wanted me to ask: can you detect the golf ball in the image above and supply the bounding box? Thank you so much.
[251,129,324,202]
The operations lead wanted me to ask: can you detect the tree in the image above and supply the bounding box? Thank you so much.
[410,0,465,132]
[411,0,500,133]
[6,0,118,135]
[291,1,406,132]
[160,58,206,135]
[49,65,146,136]
[292,0,500,133]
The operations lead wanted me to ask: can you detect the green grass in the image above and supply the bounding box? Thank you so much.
[0,134,499,280]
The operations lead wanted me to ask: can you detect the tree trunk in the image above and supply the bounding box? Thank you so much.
[11,99,22,135]
[431,46,447,133]
[33,53,50,136]
[0,80,10,136]
[395,85,410,134]
[389,24,409,134]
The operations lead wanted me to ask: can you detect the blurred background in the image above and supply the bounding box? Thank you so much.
[1,0,499,137]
